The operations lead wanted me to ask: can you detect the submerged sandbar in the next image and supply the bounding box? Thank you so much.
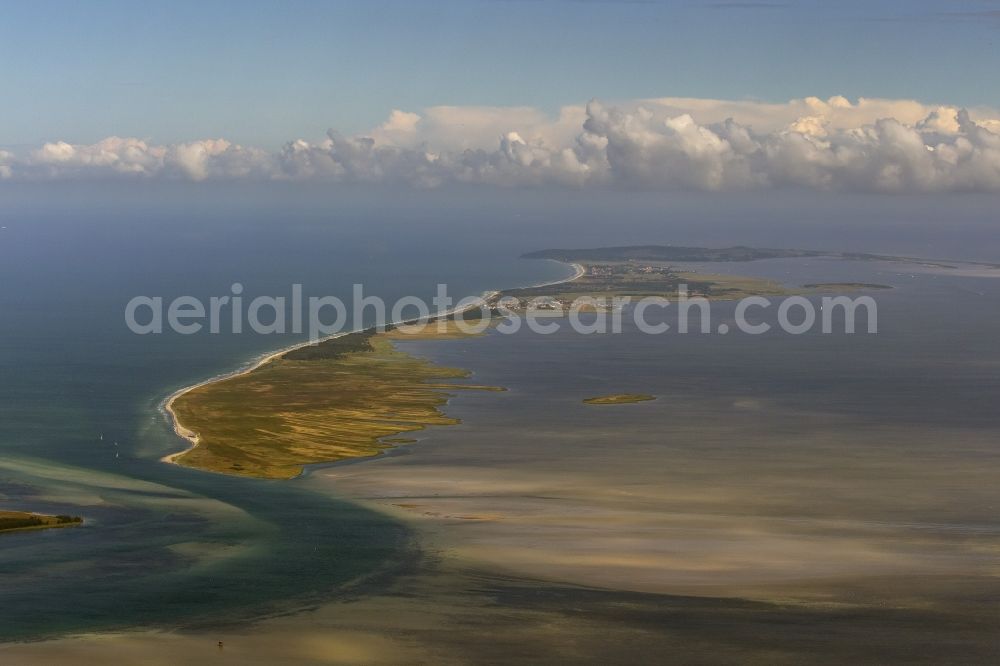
[583,393,656,405]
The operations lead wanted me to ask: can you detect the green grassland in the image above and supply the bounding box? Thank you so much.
[0,511,82,534]
[282,328,376,360]
[170,323,499,479]
[503,262,790,304]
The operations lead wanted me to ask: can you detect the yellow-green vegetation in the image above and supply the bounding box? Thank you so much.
[0,511,82,534]
[673,270,790,299]
[583,393,657,405]
[502,262,790,307]
[390,319,492,340]
[170,322,499,479]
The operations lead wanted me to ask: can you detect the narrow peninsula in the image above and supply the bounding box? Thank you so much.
[168,321,499,479]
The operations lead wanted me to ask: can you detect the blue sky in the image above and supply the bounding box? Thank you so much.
[2,0,999,148]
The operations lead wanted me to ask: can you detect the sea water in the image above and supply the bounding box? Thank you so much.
[2,187,999,642]
[0,197,570,640]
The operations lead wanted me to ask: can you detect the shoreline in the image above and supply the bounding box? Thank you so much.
[160,260,584,468]
[0,511,83,535]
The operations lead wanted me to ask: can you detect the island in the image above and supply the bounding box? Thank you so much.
[523,244,1000,270]
[583,394,656,405]
[498,261,789,309]
[162,245,922,480]
[522,245,828,263]
[0,511,82,534]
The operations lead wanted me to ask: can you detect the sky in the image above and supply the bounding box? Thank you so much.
[1,0,1000,192]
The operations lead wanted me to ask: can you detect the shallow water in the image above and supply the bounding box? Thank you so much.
[316,257,1000,635]
[0,206,569,640]
[2,193,999,658]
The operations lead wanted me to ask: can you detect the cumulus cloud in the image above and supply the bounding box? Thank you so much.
[22,136,273,181]
[369,104,586,152]
[4,95,1000,192]
[0,149,13,179]
[640,95,992,134]
[30,137,165,176]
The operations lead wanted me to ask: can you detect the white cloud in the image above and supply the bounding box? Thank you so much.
[0,149,13,179]
[166,139,232,181]
[5,95,1000,192]
[640,95,983,134]
[30,137,165,175]
[368,104,586,154]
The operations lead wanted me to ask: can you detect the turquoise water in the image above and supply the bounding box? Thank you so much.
[0,206,569,640]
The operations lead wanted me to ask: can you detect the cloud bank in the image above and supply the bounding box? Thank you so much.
[5,96,1000,192]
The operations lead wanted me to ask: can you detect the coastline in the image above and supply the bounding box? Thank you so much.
[0,511,83,535]
[160,260,584,468]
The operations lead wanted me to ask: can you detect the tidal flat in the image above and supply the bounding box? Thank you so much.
[303,256,1000,661]
[582,393,656,405]
[9,253,998,662]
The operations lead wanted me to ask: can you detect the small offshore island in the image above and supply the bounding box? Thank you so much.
[164,245,914,480]
[0,511,82,535]
[583,394,657,405]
